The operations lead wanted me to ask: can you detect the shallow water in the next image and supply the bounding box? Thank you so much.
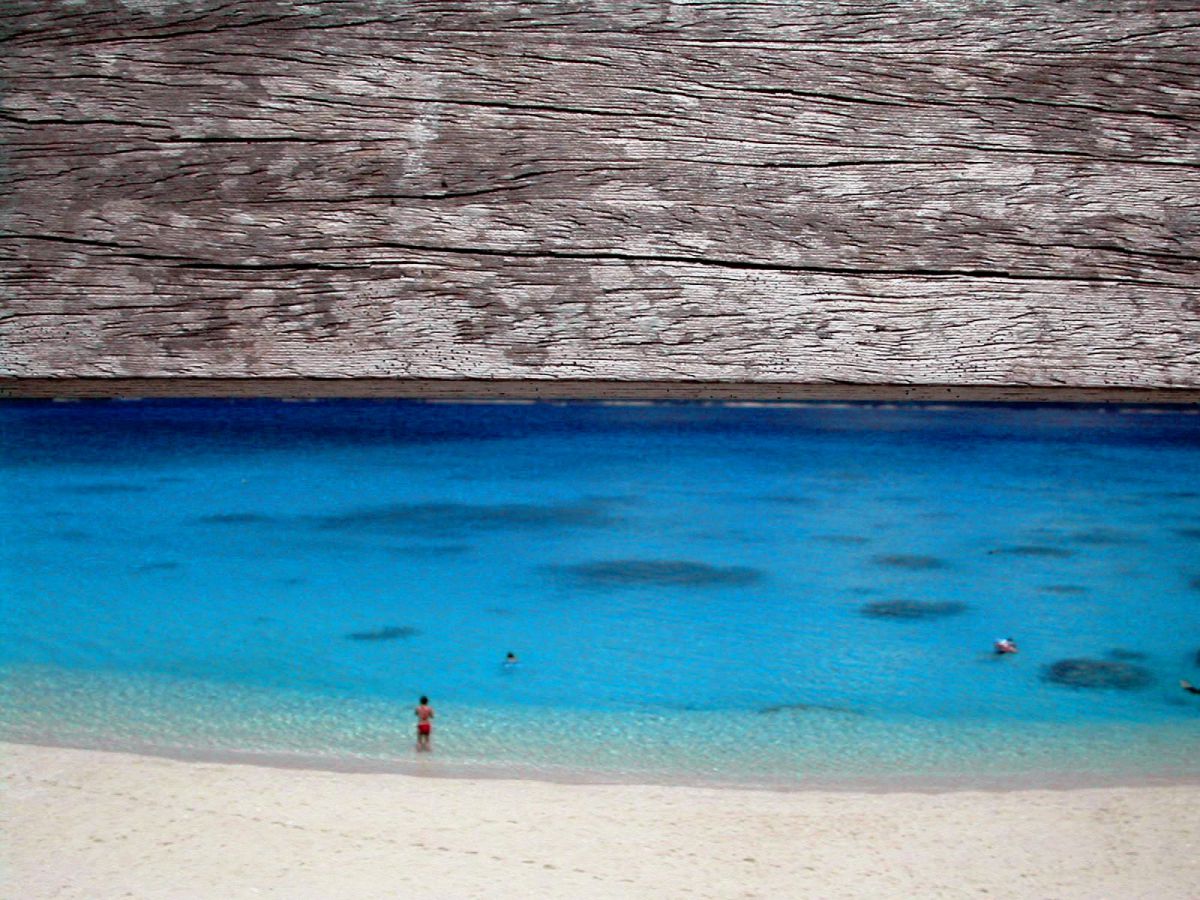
[2,400,1199,787]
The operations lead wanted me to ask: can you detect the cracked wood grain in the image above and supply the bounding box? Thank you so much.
[2,0,1198,387]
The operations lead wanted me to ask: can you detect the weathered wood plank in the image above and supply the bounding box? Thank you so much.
[2,1,1198,386]
[5,377,1200,404]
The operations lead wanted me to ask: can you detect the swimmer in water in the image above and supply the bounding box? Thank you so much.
[414,695,434,751]
[1181,680,1200,696]
[504,651,519,666]
[994,637,1018,655]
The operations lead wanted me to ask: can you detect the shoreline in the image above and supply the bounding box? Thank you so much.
[8,662,1200,799]
[9,735,1200,796]
[5,740,1199,898]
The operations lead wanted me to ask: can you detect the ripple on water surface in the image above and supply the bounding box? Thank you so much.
[2,664,1198,789]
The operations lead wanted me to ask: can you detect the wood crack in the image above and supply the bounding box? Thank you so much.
[4,0,1198,385]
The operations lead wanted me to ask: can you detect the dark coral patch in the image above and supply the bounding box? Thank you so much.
[135,561,181,573]
[1069,528,1141,546]
[990,545,1074,558]
[758,702,863,716]
[389,544,469,558]
[315,501,616,534]
[1043,658,1153,690]
[50,529,91,542]
[872,554,947,570]
[1175,528,1200,540]
[1106,648,1149,662]
[860,599,968,621]
[60,483,150,494]
[1041,584,1088,595]
[761,495,819,507]
[196,513,275,525]
[345,626,421,642]
[558,559,761,588]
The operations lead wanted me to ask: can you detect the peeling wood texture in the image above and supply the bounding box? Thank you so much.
[6,377,1200,405]
[2,0,1199,387]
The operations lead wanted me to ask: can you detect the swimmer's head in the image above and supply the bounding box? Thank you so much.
[419,695,428,704]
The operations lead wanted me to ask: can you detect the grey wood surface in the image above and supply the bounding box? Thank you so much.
[2,0,1198,388]
[7,377,1200,404]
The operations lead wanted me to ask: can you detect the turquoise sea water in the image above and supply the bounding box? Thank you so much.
[2,399,1199,788]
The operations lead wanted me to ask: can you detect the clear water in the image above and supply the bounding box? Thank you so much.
[2,399,1199,788]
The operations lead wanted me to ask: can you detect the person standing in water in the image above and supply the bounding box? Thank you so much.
[994,637,1018,654]
[415,695,434,751]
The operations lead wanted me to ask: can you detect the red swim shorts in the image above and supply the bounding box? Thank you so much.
[417,722,432,735]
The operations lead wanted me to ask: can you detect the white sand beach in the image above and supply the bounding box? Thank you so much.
[3,742,1199,899]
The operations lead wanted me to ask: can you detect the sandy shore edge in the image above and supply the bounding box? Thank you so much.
[12,733,1200,795]
[4,741,1199,899]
